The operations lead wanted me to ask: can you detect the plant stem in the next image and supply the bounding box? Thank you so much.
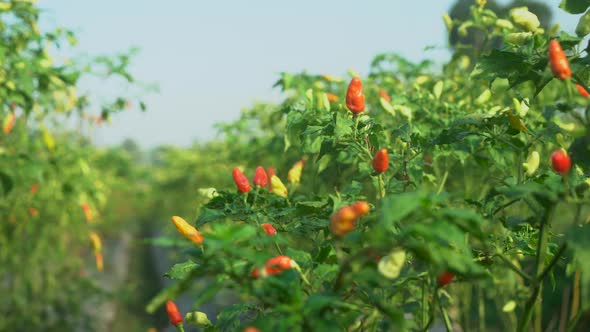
[479,287,486,332]
[422,279,428,329]
[440,304,455,332]
[570,270,580,321]
[377,174,385,199]
[437,170,449,195]
[353,114,359,140]
[517,151,523,184]
[517,204,554,332]
[537,243,567,283]
[496,253,532,282]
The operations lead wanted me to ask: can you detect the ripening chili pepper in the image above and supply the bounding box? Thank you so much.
[30,183,39,194]
[233,168,251,193]
[326,93,338,102]
[346,77,365,114]
[3,113,15,135]
[270,175,288,197]
[330,206,358,237]
[244,327,261,332]
[95,252,104,272]
[265,255,296,275]
[253,166,268,188]
[351,201,370,216]
[89,232,102,253]
[81,203,93,222]
[288,160,304,184]
[551,149,571,175]
[437,271,454,287]
[267,167,276,190]
[378,89,391,103]
[372,148,389,173]
[261,223,277,236]
[29,207,39,217]
[171,216,204,245]
[251,256,298,278]
[576,84,589,98]
[251,267,263,278]
[166,301,184,327]
[548,39,571,80]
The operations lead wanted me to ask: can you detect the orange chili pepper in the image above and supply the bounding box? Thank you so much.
[548,39,571,80]
[346,77,365,114]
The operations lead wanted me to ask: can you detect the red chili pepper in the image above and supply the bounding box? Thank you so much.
[437,271,454,287]
[233,168,251,193]
[267,167,276,190]
[372,148,389,173]
[166,301,183,326]
[378,89,391,103]
[252,256,297,278]
[551,149,571,175]
[265,255,295,275]
[548,40,571,80]
[253,166,268,188]
[30,183,39,194]
[261,223,277,236]
[346,77,365,114]
[244,327,261,332]
[576,84,589,98]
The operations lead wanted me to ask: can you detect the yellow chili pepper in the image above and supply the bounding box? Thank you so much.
[89,231,102,253]
[288,160,304,184]
[171,216,203,245]
[270,175,288,197]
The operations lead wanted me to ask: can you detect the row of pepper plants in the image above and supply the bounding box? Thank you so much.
[155,1,590,331]
[0,1,150,331]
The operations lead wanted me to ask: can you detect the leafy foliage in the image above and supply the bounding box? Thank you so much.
[152,2,590,332]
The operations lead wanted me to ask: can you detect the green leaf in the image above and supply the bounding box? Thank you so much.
[0,171,13,195]
[334,112,353,139]
[285,248,313,268]
[165,260,199,280]
[380,191,426,226]
[560,0,590,14]
[216,304,260,331]
[566,225,590,288]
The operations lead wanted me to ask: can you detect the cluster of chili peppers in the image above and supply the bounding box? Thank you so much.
[330,201,370,237]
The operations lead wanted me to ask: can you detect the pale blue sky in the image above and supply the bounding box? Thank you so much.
[39,1,578,147]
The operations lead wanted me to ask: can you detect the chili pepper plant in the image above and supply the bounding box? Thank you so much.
[151,2,590,331]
